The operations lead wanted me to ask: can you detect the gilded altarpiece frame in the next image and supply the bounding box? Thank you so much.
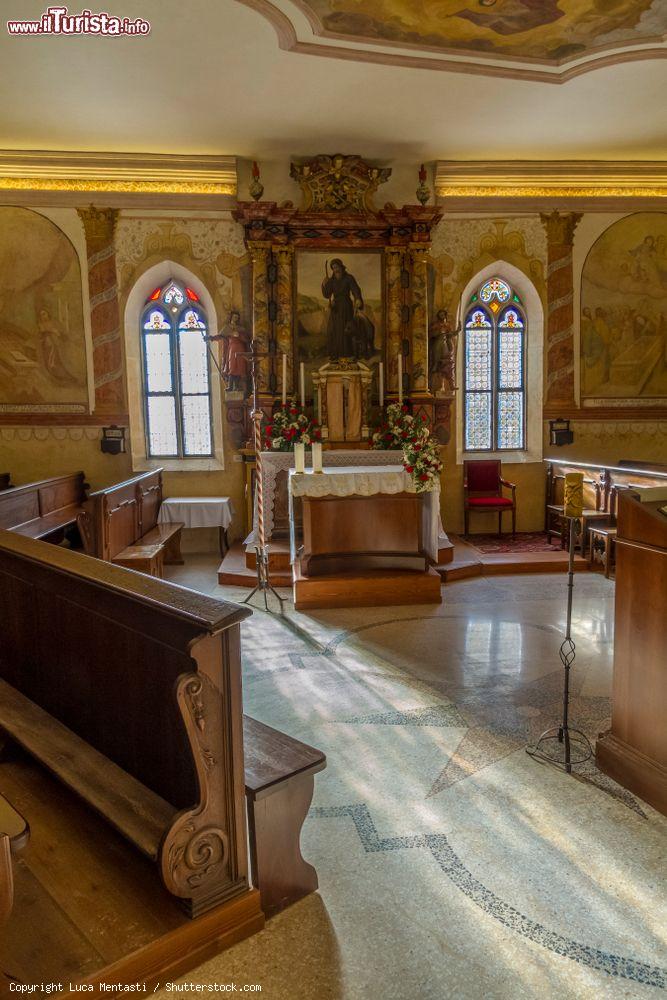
[233,155,446,444]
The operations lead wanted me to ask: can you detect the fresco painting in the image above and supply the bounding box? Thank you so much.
[303,0,666,62]
[0,207,88,411]
[581,213,667,399]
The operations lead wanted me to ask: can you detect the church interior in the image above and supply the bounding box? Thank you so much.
[0,1,666,997]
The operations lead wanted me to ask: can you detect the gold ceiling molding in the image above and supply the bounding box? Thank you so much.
[235,0,667,84]
[0,150,237,196]
[435,161,667,200]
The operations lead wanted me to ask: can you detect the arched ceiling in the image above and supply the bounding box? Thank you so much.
[0,0,665,161]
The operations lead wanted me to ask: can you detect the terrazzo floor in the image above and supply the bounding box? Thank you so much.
[161,555,666,1000]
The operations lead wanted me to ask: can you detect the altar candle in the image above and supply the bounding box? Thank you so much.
[379,362,384,408]
[311,441,323,473]
[317,382,322,424]
[299,362,305,409]
[397,353,403,403]
[282,353,287,406]
[294,442,305,474]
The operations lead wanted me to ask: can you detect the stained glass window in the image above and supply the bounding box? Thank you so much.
[464,281,526,452]
[141,281,213,458]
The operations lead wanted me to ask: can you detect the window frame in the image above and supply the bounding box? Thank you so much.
[140,286,214,460]
[463,283,527,454]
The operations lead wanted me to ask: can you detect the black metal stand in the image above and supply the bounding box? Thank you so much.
[526,516,593,773]
[242,543,285,612]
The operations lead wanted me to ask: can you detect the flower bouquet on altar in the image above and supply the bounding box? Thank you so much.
[264,403,322,452]
[370,402,442,492]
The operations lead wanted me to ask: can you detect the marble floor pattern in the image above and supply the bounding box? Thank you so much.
[161,555,667,1000]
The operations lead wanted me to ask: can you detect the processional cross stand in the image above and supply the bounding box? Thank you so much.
[202,334,284,611]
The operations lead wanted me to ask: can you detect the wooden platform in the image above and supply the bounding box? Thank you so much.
[292,563,442,610]
[220,537,453,589]
[437,536,590,582]
[0,750,264,990]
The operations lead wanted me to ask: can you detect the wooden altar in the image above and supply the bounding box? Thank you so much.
[230,154,450,446]
[288,466,442,610]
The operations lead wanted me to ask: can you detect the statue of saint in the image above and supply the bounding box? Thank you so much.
[321,259,367,359]
[206,310,249,393]
[429,309,460,393]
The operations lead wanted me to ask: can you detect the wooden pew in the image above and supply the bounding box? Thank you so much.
[0,793,29,989]
[243,716,326,918]
[78,469,183,577]
[0,529,252,919]
[0,472,87,543]
[544,459,667,553]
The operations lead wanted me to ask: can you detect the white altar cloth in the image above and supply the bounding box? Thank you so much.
[254,449,408,542]
[288,466,440,563]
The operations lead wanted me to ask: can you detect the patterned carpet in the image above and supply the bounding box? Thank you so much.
[467,531,560,553]
[161,562,667,1000]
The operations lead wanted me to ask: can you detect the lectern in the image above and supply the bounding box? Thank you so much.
[596,490,667,815]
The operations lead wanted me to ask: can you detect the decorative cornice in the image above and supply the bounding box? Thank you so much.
[435,161,667,201]
[0,150,237,196]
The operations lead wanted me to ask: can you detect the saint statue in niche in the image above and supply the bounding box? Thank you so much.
[321,258,375,360]
[429,308,460,393]
[206,310,250,393]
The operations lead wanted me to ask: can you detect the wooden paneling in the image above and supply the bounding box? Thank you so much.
[596,494,667,815]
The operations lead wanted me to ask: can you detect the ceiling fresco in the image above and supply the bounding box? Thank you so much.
[299,0,666,62]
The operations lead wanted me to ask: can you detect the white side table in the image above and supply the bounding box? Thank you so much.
[158,497,234,556]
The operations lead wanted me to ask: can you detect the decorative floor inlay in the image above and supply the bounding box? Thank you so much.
[163,560,666,999]
[311,803,666,990]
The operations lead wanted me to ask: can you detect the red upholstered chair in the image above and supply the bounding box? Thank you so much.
[464,460,516,538]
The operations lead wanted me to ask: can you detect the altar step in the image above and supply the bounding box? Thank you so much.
[293,564,442,610]
[218,541,292,588]
[436,536,589,581]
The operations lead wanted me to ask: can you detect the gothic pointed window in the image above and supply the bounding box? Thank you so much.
[464,279,526,452]
[140,281,213,458]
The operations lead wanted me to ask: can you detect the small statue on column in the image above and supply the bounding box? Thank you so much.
[429,308,460,394]
[206,310,250,394]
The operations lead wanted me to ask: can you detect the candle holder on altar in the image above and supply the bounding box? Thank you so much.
[527,473,593,773]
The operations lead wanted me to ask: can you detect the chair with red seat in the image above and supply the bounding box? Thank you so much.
[463,460,517,538]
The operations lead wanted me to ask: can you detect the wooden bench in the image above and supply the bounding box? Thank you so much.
[243,716,326,918]
[0,793,29,987]
[0,472,87,543]
[78,469,183,577]
[0,529,253,919]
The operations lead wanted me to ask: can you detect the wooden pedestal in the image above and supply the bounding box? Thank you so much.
[293,563,442,610]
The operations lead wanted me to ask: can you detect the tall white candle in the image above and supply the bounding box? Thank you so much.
[299,362,305,409]
[294,442,305,473]
[282,353,287,406]
[317,382,322,424]
[397,353,403,403]
[311,441,323,473]
[378,362,384,408]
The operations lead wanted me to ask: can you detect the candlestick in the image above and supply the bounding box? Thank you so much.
[379,362,384,408]
[564,472,584,518]
[397,353,403,404]
[282,353,287,406]
[311,441,323,474]
[299,362,305,409]
[294,442,305,473]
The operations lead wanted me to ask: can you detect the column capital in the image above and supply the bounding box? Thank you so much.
[77,205,119,244]
[540,210,582,247]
